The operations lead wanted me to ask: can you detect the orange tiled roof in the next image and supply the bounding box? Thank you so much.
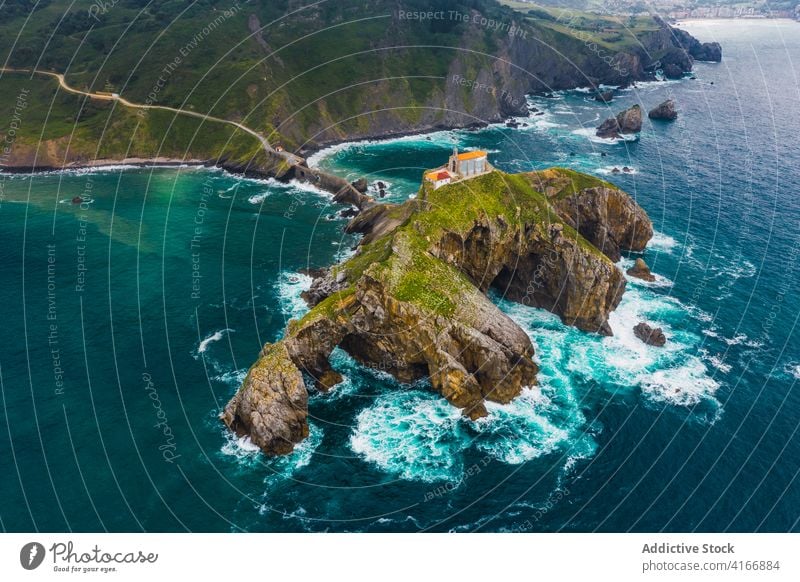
[456,150,487,161]
[426,170,451,181]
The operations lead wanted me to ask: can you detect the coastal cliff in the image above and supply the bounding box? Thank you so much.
[0,1,722,169]
[223,168,653,455]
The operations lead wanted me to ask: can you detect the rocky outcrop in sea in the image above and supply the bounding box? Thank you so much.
[597,104,643,138]
[649,100,678,121]
[223,169,654,456]
[627,258,657,281]
[634,322,667,347]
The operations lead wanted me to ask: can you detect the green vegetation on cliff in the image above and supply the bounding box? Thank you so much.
[0,0,701,166]
[294,169,614,330]
[0,74,263,166]
[223,166,651,453]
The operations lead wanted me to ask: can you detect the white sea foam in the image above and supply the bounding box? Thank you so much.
[596,165,637,176]
[499,281,721,410]
[248,192,272,204]
[212,367,248,388]
[474,387,596,465]
[196,328,234,355]
[349,367,596,480]
[350,392,468,482]
[710,257,757,281]
[619,257,673,288]
[640,361,721,406]
[276,271,312,320]
[785,363,800,380]
[571,127,639,145]
[221,434,261,459]
[221,421,322,473]
[307,130,456,168]
[648,231,679,253]
[702,350,732,374]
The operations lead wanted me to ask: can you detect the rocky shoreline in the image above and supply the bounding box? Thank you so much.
[223,168,654,456]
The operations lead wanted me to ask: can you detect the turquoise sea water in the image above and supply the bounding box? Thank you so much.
[1,20,799,532]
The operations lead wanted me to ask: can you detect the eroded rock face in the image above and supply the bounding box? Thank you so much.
[225,169,652,455]
[596,104,643,138]
[526,169,653,262]
[649,100,678,121]
[221,343,309,455]
[432,218,625,335]
[341,274,539,419]
[691,42,722,62]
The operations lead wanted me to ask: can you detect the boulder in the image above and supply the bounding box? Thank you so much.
[633,322,667,347]
[595,90,614,103]
[351,177,368,193]
[596,104,643,138]
[626,258,656,281]
[649,99,678,121]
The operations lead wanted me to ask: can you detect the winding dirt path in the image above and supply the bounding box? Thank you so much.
[0,67,304,165]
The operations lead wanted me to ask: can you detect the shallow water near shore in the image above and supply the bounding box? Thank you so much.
[1,20,799,532]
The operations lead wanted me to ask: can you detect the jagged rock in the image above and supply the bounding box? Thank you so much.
[627,258,656,281]
[300,268,348,306]
[649,99,678,121]
[221,343,309,455]
[316,369,343,391]
[596,104,643,138]
[595,90,614,103]
[351,178,368,192]
[226,169,652,455]
[633,322,666,346]
[529,168,653,262]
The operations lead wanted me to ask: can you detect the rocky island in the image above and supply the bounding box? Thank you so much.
[223,168,653,455]
[597,104,644,139]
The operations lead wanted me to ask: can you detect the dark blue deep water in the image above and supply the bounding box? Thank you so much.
[1,20,798,532]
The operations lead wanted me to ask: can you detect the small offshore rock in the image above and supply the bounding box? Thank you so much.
[634,322,667,346]
[627,258,656,281]
[596,104,642,138]
[649,99,678,121]
[595,90,614,103]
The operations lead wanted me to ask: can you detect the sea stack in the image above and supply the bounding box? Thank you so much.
[596,104,643,138]
[627,258,656,281]
[649,100,678,121]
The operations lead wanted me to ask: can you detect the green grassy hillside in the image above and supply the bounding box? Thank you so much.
[0,0,689,165]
